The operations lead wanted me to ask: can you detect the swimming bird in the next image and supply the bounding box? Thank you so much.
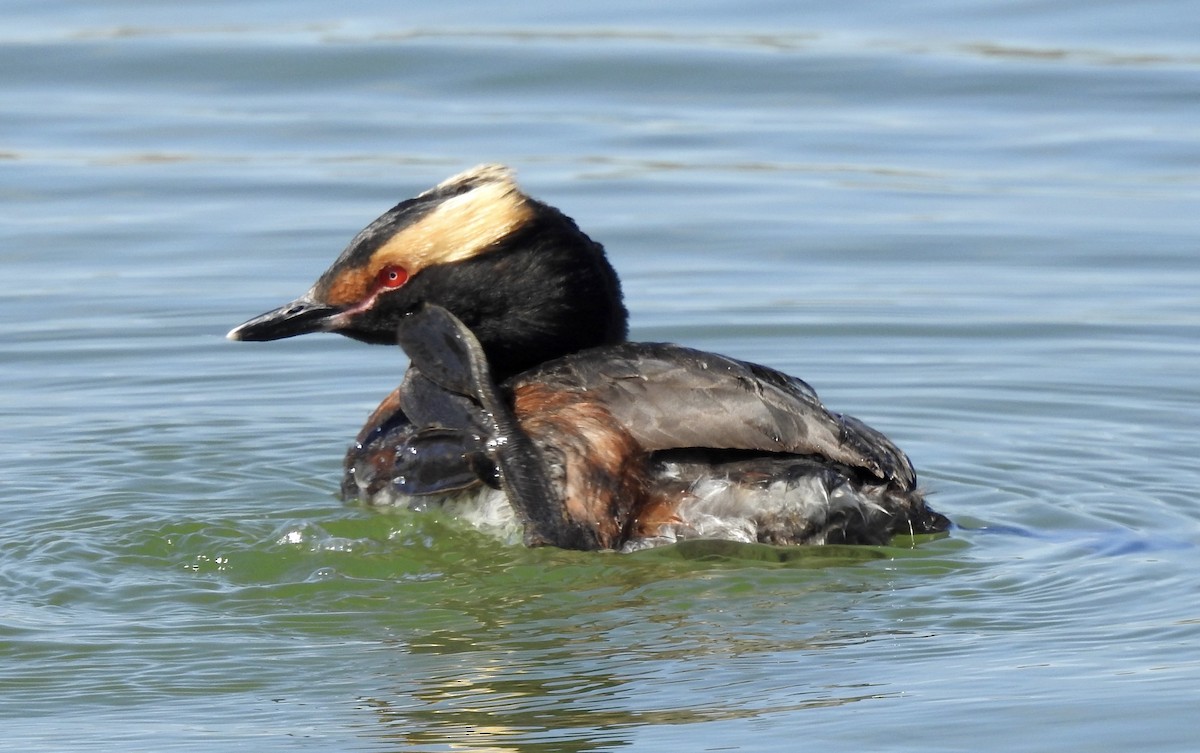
[228,165,949,550]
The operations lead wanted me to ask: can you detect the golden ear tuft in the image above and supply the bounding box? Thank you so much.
[373,166,535,273]
[424,164,518,196]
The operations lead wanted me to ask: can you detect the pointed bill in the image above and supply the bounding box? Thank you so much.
[226,296,343,341]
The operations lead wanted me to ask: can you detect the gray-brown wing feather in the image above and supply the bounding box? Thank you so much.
[513,343,917,489]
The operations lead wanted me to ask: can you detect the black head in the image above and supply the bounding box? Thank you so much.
[227,165,628,379]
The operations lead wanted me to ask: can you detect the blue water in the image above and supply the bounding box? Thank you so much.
[3,1,1200,751]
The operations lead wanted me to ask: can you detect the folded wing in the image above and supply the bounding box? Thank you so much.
[512,343,917,489]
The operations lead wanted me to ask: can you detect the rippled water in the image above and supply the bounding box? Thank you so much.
[3,2,1199,751]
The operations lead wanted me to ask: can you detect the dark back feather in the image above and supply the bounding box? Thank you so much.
[510,343,917,489]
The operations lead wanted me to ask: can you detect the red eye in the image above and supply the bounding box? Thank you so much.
[376,265,409,289]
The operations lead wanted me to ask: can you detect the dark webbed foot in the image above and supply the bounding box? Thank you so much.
[395,304,594,548]
[340,373,491,501]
